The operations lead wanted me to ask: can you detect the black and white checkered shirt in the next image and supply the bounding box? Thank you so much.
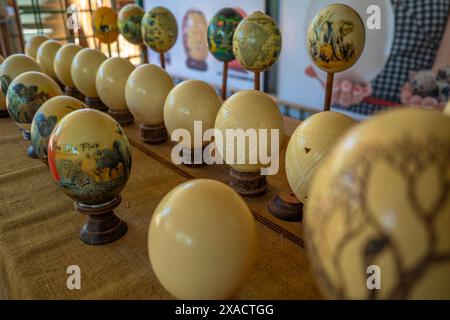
[333,0,450,116]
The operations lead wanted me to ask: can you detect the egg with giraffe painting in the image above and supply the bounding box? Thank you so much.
[48,109,132,205]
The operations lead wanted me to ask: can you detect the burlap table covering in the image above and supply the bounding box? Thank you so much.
[0,118,321,300]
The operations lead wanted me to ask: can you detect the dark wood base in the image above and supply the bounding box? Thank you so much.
[75,196,127,245]
[108,109,134,126]
[56,79,66,91]
[85,97,108,112]
[0,109,9,118]
[27,145,38,158]
[181,146,206,168]
[140,123,168,144]
[268,191,303,222]
[64,86,85,101]
[229,167,267,196]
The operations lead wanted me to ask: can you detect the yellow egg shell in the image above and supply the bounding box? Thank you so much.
[286,111,356,203]
[1,54,43,94]
[31,95,85,162]
[54,43,83,88]
[25,34,50,59]
[215,90,284,172]
[96,57,135,111]
[306,3,365,73]
[92,7,119,44]
[306,107,450,299]
[148,179,257,300]
[71,48,107,98]
[36,40,62,79]
[125,64,174,125]
[164,80,221,148]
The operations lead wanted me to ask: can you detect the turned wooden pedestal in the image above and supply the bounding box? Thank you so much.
[180,146,206,168]
[108,109,134,126]
[85,97,108,112]
[64,86,85,101]
[229,167,267,196]
[75,196,127,245]
[268,191,303,222]
[140,123,168,144]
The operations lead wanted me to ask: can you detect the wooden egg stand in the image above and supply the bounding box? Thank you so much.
[269,3,366,221]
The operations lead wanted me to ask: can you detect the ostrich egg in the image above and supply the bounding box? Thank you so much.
[96,57,135,111]
[48,109,131,205]
[25,34,50,59]
[306,108,450,299]
[118,4,145,44]
[141,7,178,53]
[215,90,284,172]
[92,6,119,44]
[149,179,257,300]
[36,40,62,79]
[125,64,174,125]
[0,54,43,95]
[286,111,356,203]
[71,48,107,98]
[164,80,221,148]
[54,43,83,88]
[31,95,85,162]
[6,71,62,131]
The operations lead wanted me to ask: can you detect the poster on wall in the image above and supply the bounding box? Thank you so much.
[143,0,266,91]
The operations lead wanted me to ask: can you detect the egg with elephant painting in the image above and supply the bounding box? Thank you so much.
[31,96,85,162]
[48,109,132,205]
[92,6,119,44]
[0,54,43,95]
[118,4,145,44]
[306,108,450,299]
[6,71,62,132]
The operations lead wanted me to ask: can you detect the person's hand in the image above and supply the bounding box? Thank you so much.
[400,82,446,111]
[305,65,372,108]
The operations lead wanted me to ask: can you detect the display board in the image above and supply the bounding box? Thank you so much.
[143,0,265,91]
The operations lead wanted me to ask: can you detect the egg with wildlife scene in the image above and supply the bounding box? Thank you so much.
[71,48,107,98]
[48,109,132,205]
[25,34,50,59]
[214,90,284,173]
[54,43,83,88]
[36,39,62,80]
[208,8,243,63]
[6,71,62,132]
[118,4,145,44]
[31,95,85,162]
[285,111,356,203]
[232,11,282,72]
[125,63,174,125]
[1,53,43,95]
[306,3,365,73]
[141,6,178,53]
[92,6,119,44]
[305,108,450,299]
[148,179,257,300]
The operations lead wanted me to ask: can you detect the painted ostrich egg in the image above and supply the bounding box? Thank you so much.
[71,48,107,98]
[232,11,282,72]
[306,108,450,299]
[36,40,62,80]
[118,4,145,44]
[54,43,83,88]
[31,96,85,162]
[96,57,135,111]
[149,179,257,299]
[92,6,119,44]
[125,63,174,125]
[141,7,178,53]
[215,90,284,173]
[285,111,356,203]
[0,54,43,95]
[6,71,62,131]
[208,8,243,63]
[48,109,132,205]
[164,80,221,149]
[25,34,50,59]
[306,3,365,73]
